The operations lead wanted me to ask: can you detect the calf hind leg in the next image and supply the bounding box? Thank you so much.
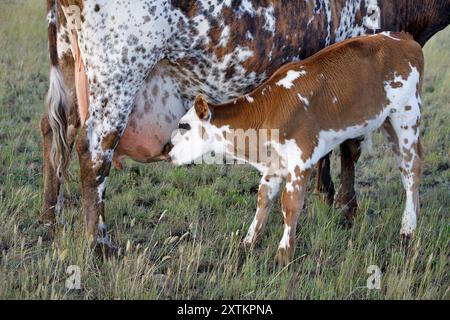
[383,114,422,239]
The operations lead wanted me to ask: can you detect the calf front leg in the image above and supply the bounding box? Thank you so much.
[277,169,311,265]
[243,175,282,248]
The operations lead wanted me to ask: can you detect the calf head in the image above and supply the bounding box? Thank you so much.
[169,95,228,165]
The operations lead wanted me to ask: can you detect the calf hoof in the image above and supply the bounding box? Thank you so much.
[242,232,261,252]
[242,239,254,252]
[276,248,293,267]
[242,237,262,254]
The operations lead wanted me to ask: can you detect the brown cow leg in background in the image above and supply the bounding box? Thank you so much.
[314,153,335,205]
[335,138,362,224]
[40,56,80,229]
[40,113,63,227]
[40,110,79,227]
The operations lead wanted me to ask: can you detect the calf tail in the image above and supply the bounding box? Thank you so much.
[46,0,70,180]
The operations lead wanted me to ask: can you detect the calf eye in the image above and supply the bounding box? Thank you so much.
[178,123,191,131]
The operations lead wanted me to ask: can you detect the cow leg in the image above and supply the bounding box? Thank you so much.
[243,174,282,248]
[277,169,311,266]
[72,1,168,250]
[314,153,335,205]
[40,55,80,228]
[40,114,64,227]
[335,138,362,224]
[40,113,78,227]
[76,126,113,251]
[75,83,142,251]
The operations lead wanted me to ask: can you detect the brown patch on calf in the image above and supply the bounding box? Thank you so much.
[390,81,403,88]
[194,95,209,120]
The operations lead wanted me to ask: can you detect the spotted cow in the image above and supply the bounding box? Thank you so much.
[41,0,450,249]
[169,32,424,264]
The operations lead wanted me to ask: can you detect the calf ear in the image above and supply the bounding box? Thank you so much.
[194,95,209,120]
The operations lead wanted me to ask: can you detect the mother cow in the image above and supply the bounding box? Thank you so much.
[41,0,450,248]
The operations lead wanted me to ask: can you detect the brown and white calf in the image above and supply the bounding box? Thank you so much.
[169,32,424,264]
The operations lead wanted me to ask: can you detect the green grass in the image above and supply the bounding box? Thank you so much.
[0,1,449,300]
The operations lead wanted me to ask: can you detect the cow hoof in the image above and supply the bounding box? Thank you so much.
[400,234,413,252]
[94,240,119,258]
[39,212,56,228]
[38,214,57,237]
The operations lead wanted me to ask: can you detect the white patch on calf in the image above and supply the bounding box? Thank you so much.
[276,70,306,89]
[245,95,254,103]
[376,31,401,41]
[279,225,291,249]
[169,108,231,165]
[297,93,309,110]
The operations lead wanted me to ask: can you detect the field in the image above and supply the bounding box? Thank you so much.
[0,1,449,300]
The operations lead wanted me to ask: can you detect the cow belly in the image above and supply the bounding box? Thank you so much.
[114,62,186,167]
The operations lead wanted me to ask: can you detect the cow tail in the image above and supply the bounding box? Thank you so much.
[46,0,70,180]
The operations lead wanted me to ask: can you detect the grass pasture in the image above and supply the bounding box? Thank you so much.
[0,1,449,299]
